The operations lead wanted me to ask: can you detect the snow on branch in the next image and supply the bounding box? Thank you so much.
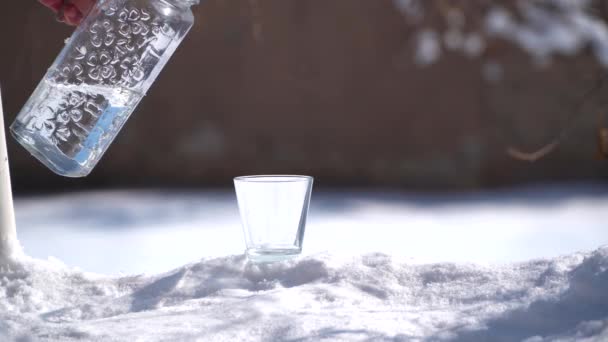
[394,0,608,68]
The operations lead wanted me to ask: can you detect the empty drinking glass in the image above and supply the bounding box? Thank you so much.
[234,175,313,262]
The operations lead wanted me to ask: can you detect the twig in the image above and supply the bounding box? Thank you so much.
[507,74,607,162]
[506,141,559,162]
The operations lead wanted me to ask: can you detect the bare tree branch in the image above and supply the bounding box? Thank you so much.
[507,74,607,162]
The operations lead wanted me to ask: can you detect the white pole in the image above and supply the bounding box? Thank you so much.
[0,88,21,260]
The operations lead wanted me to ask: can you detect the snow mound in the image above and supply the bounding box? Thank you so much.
[1,248,608,341]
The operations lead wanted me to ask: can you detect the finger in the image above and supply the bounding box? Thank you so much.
[70,0,95,18]
[63,4,83,26]
[39,0,63,12]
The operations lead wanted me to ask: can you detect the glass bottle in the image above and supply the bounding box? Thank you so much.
[10,0,198,177]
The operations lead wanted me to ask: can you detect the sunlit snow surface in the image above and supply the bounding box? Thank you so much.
[2,184,607,341]
[14,184,608,275]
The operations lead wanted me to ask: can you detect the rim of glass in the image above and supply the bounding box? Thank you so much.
[234,175,313,183]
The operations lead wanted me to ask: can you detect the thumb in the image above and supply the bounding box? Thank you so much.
[38,0,63,12]
[69,0,95,17]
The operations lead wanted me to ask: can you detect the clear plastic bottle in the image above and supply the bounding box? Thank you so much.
[11,0,198,177]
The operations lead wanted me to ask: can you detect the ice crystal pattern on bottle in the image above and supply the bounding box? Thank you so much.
[58,3,173,88]
[30,91,109,158]
[39,1,174,158]
[11,0,194,176]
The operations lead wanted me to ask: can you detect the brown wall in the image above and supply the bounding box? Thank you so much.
[2,1,608,192]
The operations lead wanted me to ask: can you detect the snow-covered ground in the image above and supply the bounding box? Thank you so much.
[14,184,608,275]
[1,184,608,341]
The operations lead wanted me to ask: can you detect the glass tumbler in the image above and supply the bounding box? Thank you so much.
[234,175,313,262]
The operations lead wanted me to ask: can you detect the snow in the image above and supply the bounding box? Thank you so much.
[14,185,608,275]
[1,247,607,341]
[394,0,608,68]
[2,184,608,341]
[414,30,441,66]
[484,3,601,66]
[393,0,424,23]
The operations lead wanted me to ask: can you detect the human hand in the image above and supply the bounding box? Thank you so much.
[39,0,96,26]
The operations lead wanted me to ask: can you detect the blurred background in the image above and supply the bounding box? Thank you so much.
[3,0,608,193]
[2,0,608,275]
